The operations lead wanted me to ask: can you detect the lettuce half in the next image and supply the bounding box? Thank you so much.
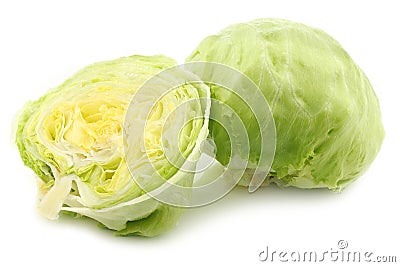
[16,55,210,236]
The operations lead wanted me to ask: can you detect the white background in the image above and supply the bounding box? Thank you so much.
[1,0,399,266]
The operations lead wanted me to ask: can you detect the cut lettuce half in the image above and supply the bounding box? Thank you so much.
[16,55,210,236]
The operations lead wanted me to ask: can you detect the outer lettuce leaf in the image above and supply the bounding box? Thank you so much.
[186,18,384,191]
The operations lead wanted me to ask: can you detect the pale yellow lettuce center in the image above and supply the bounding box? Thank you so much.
[43,86,130,153]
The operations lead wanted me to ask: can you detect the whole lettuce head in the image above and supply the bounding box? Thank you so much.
[16,55,210,236]
[186,18,384,191]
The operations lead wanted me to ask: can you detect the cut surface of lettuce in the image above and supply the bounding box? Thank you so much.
[16,55,210,236]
